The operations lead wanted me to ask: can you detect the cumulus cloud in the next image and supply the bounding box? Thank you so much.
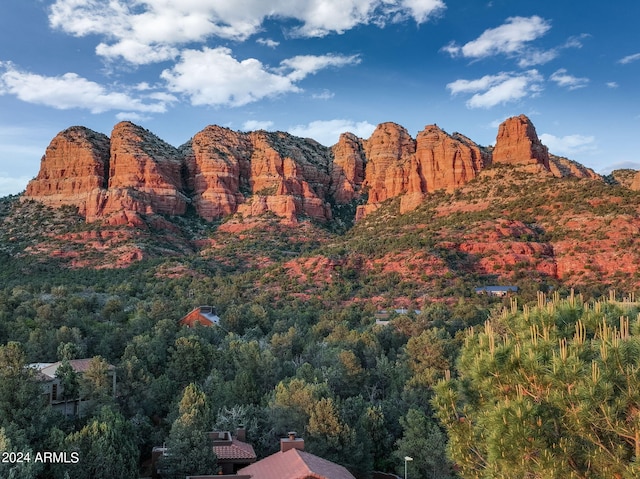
[242,120,275,131]
[49,0,445,64]
[256,38,280,48]
[619,53,640,64]
[447,70,543,108]
[444,16,551,60]
[280,54,361,81]
[161,48,359,107]
[0,62,170,114]
[539,133,596,156]
[288,119,376,146]
[550,69,589,90]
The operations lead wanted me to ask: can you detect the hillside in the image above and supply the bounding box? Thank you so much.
[3,112,639,299]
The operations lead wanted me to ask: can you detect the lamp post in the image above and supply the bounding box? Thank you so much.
[404,456,413,479]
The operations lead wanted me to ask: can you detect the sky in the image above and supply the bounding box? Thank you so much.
[0,0,639,197]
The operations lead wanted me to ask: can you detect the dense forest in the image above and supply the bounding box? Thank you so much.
[0,163,639,479]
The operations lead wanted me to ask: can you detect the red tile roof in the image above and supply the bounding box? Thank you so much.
[214,438,256,461]
[237,448,355,479]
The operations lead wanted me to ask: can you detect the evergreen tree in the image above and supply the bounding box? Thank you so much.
[160,383,217,479]
[65,406,138,479]
[433,294,640,479]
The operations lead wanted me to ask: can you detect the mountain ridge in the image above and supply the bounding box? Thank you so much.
[24,114,600,227]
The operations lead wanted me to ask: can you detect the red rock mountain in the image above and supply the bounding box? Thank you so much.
[492,114,550,171]
[24,115,602,223]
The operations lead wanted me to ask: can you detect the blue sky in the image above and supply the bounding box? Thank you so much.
[0,0,639,196]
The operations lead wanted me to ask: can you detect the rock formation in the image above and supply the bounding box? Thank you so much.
[24,114,601,225]
[548,154,599,179]
[631,171,640,191]
[331,133,366,204]
[493,115,550,170]
[182,125,251,221]
[25,126,110,210]
[238,131,332,223]
[98,122,188,218]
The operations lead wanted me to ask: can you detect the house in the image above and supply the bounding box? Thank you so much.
[151,428,256,479]
[210,429,257,474]
[31,358,116,417]
[179,306,220,328]
[475,286,519,297]
[237,432,356,479]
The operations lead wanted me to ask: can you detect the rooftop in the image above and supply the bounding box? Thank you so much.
[238,448,355,479]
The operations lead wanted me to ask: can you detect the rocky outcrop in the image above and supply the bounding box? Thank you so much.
[101,122,188,216]
[331,133,366,204]
[493,115,550,170]
[631,171,640,191]
[356,123,489,217]
[548,154,600,179]
[24,127,110,210]
[24,115,603,225]
[182,126,252,221]
[237,131,332,223]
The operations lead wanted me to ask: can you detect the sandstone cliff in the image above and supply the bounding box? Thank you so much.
[25,126,110,209]
[24,114,601,225]
[331,132,366,204]
[493,114,550,171]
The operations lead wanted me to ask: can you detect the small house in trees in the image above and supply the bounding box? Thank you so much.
[475,285,519,297]
[152,428,256,479]
[237,432,356,479]
[179,306,220,328]
[31,358,116,417]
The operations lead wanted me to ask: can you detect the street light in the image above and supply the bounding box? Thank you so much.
[404,456,413,479]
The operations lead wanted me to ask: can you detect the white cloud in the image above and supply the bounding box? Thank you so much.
[161,48,359,107]
[280,54,361,81]
[444,16,551,60]
[256,38,280,48]
[550,69,589,90]
[447,70,543,109]
[606,82,619,88]
[288,119,376,146]
[49,0,445,64]
[539,133,596,156]
[0,62,169,114]
[115,112,153,122]
[242,120,275,131]
[312,89,335,100]
[619,53,640,64]
[397,0,446,23]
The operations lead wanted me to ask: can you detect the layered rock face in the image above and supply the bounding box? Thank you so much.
[356,123,489,217]
[25,127,110,209]
[548,155,600,179]
[25,114,600,224]
[238,131,332,223]
[182,126,252,221]
[493,115,550,170]
[331,133,366,204]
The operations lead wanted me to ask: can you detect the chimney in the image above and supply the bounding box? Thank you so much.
[236,426,246,442]
[280,431,305,453]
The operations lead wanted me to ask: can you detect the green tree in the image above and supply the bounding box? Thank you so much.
[395,408,455,479]
[55,359,80,416]
[0,342,50,445]
[160,383,217,479]
[65,406,138,479]
[433,295,640,479]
